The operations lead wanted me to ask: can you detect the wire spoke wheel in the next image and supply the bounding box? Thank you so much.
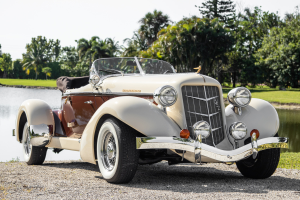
[96,118,139,183]
[101,131,117,171]
[23,126,32,157]
[22,121,47,165]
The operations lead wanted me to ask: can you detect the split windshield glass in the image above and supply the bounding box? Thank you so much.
[92,57,175,76]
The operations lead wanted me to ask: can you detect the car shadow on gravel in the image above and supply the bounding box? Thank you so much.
[43,162,100,172]
[126,163,300,194]
[43,161,300,194]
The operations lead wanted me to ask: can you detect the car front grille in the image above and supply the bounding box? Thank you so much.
[181,85,225,146]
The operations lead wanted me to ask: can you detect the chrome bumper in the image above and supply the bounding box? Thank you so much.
[136,137,288,163]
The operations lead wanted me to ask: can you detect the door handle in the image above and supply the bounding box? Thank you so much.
[84,100,93,104]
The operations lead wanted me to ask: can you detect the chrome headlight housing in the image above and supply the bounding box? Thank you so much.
[227,87,251,107]
[90,74,100,85]
[153,85,177,107]
[193,121,211,140]
[229,122,247,140]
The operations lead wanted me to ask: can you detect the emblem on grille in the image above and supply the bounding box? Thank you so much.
[214,98,220,111]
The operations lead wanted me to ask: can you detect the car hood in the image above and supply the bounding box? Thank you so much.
[99,73,219,94]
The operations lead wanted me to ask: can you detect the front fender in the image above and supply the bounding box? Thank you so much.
[225,98,279,147]
[80,96,181,164]
[15,99,54,145]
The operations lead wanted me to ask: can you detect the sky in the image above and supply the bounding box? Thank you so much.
[0,0,299,60]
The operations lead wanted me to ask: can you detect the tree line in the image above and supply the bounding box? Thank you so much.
[0,0,300,88]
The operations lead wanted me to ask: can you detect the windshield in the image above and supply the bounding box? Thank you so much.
[93,58,141,76]
[91,57,175,77]
[137,58,175,74]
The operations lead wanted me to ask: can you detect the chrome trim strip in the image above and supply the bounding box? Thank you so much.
[134,56,145,75]
[188,111,219,117]
[63,92,153,97]
[212,127,221,132]
[203,86,216,146]
[136,136,288,163]
[186,95,218,101]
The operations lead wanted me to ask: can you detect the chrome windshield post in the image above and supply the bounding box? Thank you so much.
[134,57,145,75]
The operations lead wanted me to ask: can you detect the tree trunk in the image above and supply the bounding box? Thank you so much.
[232,71,236,88]
[35,70,37,80]
[46,74,47,80]
[3,70,6,78]
[218,70,223,84]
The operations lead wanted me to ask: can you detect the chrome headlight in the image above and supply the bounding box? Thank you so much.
[193,121,211,140]
[227,87,251,107]
[229,122,247,140]
[90,74,100,85]
[153,85,177,107]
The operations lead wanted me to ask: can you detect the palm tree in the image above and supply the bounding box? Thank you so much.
[138,10,172,46]
[106,38,121,57]
[42,67,52,80]
[76,37,97,68]
[91,38,110,61]
[22,37,52,80]
[122,32,148,57]
[77,36,111,68]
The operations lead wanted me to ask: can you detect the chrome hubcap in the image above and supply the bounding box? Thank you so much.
[23,128,31,156]
[101,131,116,171]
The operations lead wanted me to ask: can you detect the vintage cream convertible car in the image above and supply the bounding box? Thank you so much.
[13,57,288,183]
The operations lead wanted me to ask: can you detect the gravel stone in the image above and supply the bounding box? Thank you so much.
[0,161,299,199]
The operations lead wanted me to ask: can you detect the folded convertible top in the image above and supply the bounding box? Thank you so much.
[56,76,89,93]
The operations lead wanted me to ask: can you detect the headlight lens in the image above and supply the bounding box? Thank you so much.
[153,85,177,107]
[227,87,251,107]
[193,121,211,140]
[90,74,100,85]
[229,122,247,140]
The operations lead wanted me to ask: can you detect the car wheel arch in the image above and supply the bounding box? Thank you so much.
[18,111,27,142]
[92,114,144,162]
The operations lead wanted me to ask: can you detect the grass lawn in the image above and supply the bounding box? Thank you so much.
[278,152,300,170]
[0,78,57,87]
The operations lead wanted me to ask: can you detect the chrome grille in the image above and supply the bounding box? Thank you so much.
[181,86,225,146]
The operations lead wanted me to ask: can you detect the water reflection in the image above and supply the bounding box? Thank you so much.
[0,87,299,162]
[277,109,300,152]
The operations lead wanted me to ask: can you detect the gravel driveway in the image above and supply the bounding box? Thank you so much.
[1,161,299,199]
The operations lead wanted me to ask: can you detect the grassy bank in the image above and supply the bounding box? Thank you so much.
[0,78,56,87]
[278,152,300,170]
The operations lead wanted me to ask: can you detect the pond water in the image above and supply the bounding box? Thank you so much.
[0,87,299,162]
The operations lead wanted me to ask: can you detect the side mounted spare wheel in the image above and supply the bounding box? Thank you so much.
[22,122,48,165]
[97,118,139,183]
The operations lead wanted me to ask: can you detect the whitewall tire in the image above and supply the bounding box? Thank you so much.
[97,118,139,183]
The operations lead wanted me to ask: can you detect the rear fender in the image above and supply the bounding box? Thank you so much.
[15,99,55,146]
[225,98,279,147]
[80,96,181,164]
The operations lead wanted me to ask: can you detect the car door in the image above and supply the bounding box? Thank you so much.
[62,95,96,138]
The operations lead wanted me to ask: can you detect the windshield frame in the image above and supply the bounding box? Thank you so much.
[89,57,176,85]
